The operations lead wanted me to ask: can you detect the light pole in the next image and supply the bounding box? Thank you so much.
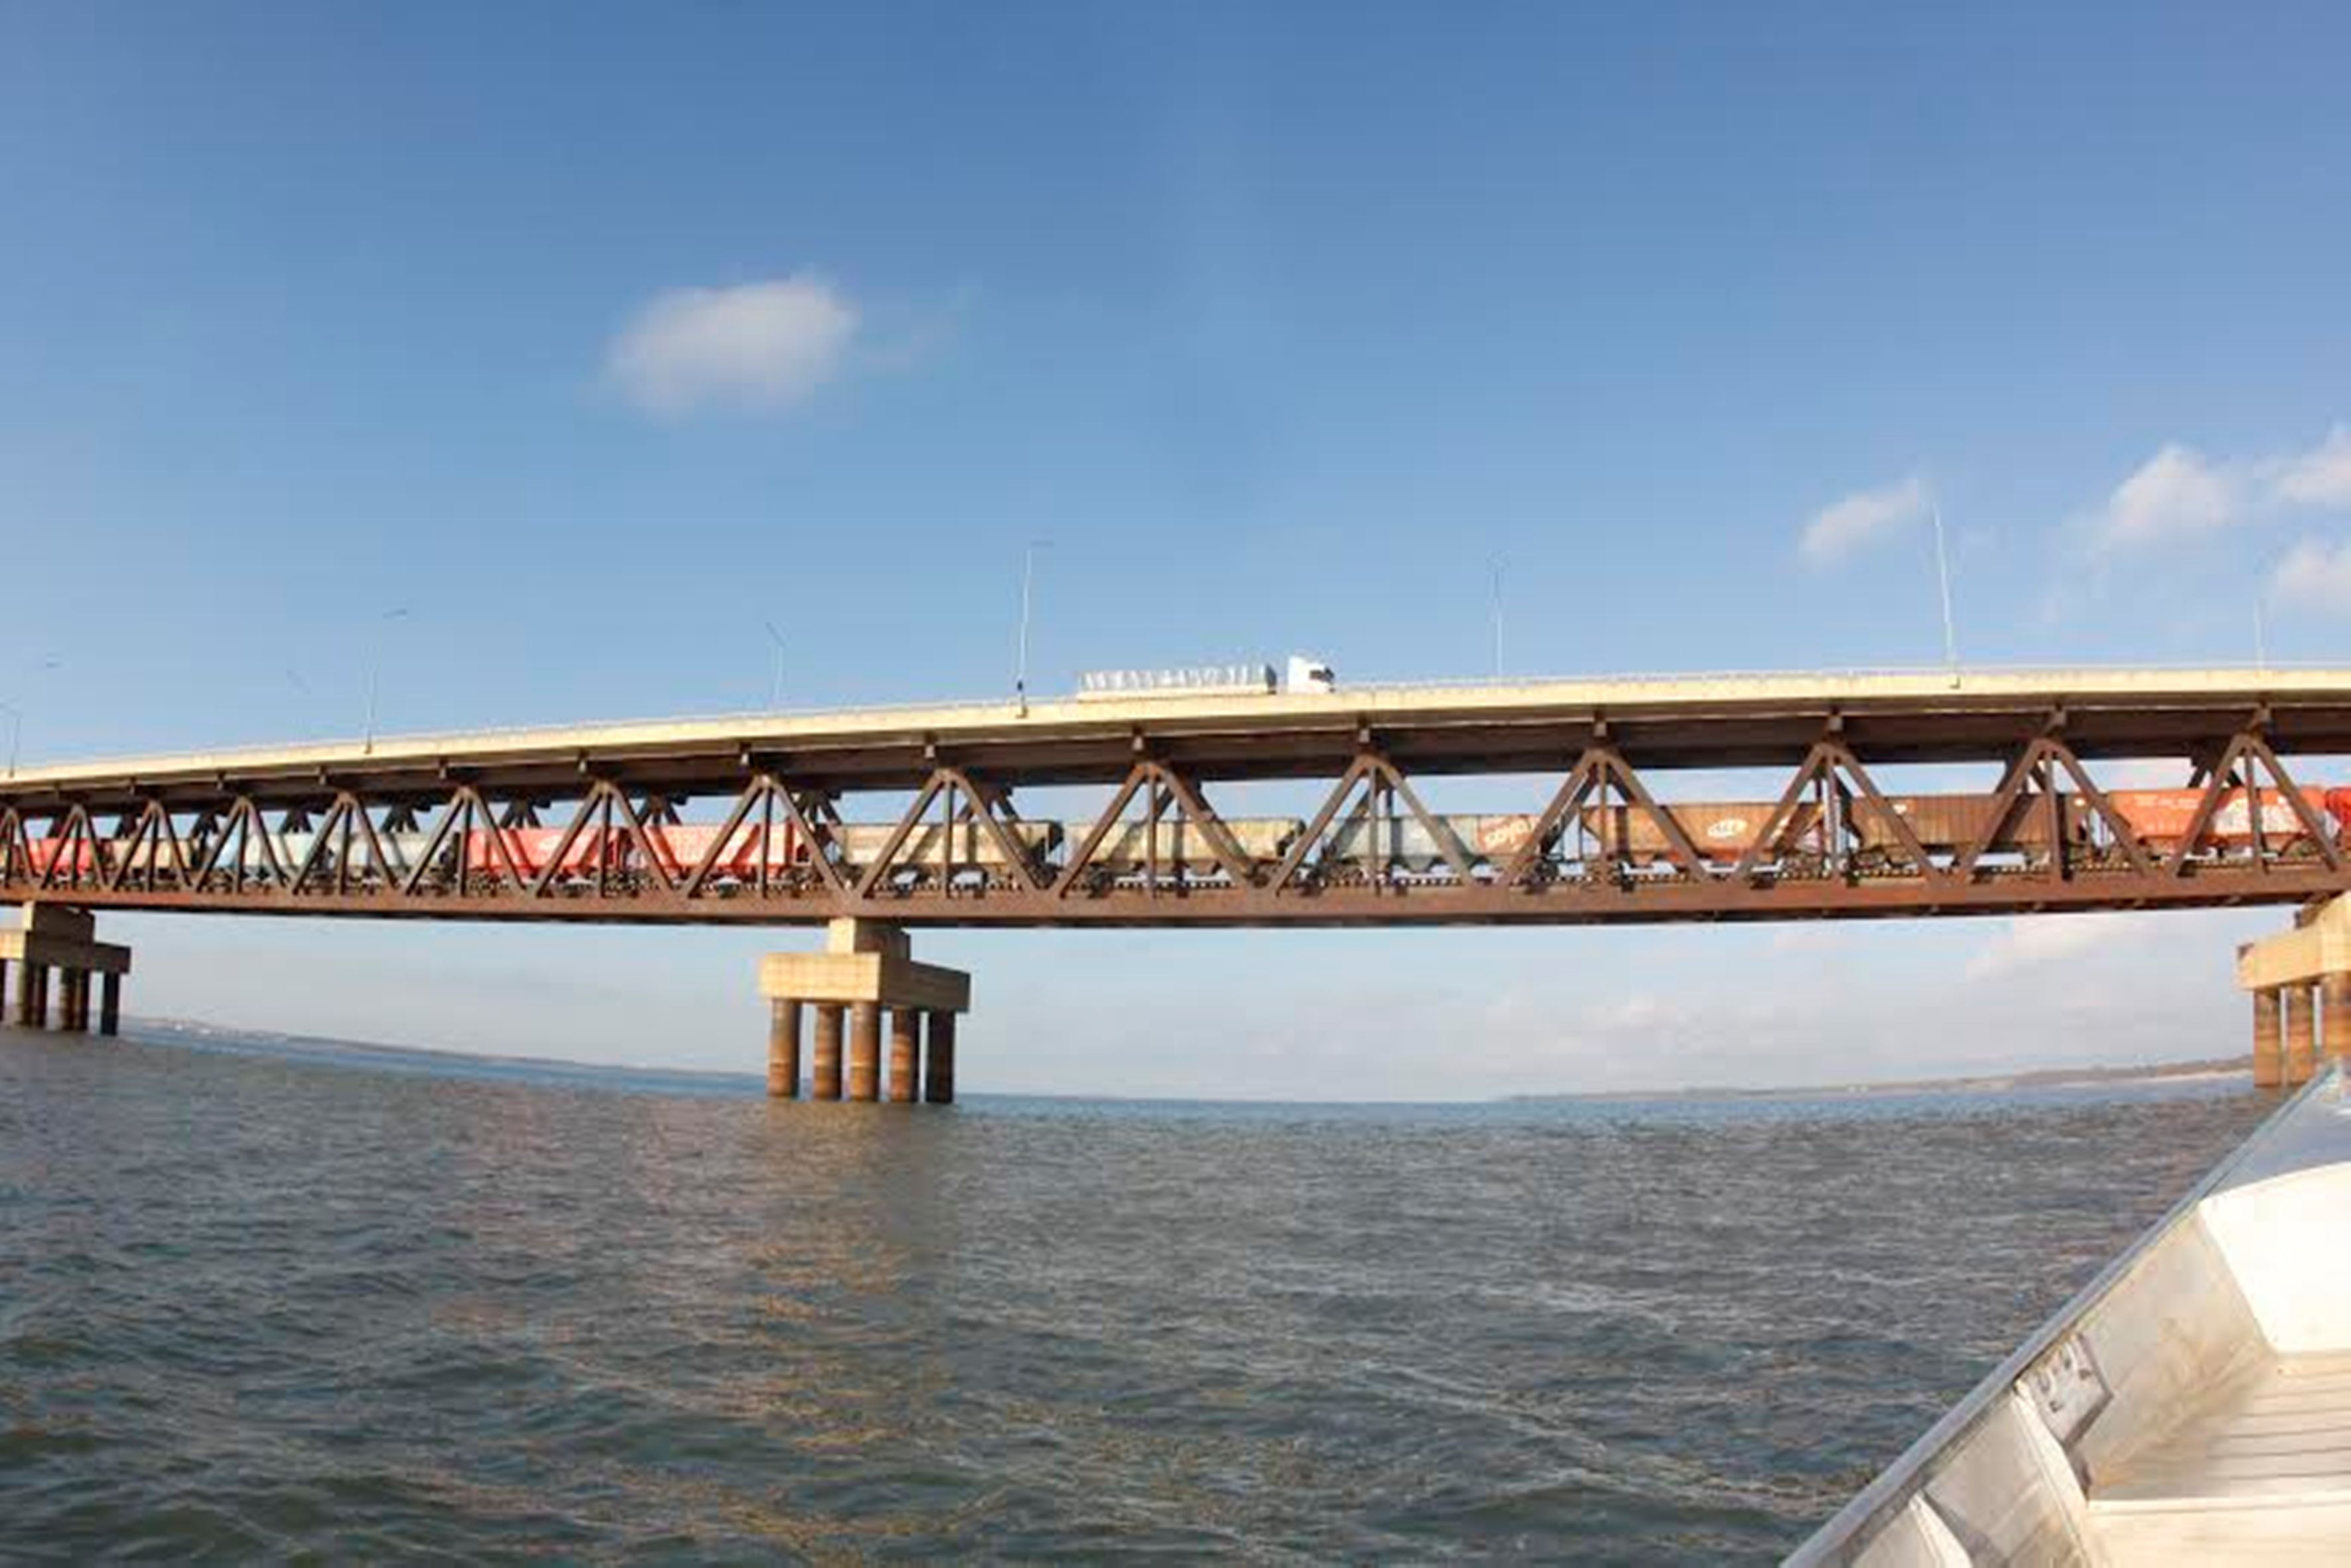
[3,657,61,778]
[1015,539,1050,717]
[362,608,410,755]
[1930,505,1960,686]
[1489,557,1507,679]
[763,620,787,710]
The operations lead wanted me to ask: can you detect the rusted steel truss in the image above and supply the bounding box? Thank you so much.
[3,720,2346,927]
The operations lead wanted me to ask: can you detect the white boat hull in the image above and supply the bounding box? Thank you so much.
[1792,1069,2351,1565]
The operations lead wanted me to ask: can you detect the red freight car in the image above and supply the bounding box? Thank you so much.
[1585,801,1825,868]
[645,822,813,881]
[1591,793,2097,872]
[452,824,815,882]
[2104,788,2346,855]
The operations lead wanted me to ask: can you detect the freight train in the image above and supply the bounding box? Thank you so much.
[18,787,2351,887]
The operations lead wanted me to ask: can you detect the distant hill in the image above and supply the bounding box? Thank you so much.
[1507,1057,2250,1104]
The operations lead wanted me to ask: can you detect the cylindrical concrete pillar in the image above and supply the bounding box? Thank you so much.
[63,971,89,1033]
[925,1011,957,1104]
[0,959,9,1022]
[888,1008,920,1103]
[21,964,48,1029]
[767,998,803,1098]
[2286,983,2318,1086]
[2324,972,2351,1065]
[2253,988,2284,1087]
[811,1004,845,1100]
[848,1002,882,1102]
[99,973,121,1037]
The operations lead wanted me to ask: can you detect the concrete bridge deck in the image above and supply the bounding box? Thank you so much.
[8,667,2351,803]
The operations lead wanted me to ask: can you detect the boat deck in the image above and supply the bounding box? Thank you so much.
[2093,1351,2351,1561]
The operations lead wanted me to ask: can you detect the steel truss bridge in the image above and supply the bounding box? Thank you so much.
[4,670,2350,929]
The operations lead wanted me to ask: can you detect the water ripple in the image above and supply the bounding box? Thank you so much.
[0,1029,2273,1561]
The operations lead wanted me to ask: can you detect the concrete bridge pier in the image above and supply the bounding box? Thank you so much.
[1,907,131,1036]
[2253,988,2285,1088]
[766,999,803,1098]
[925,1012,956,1104]
[848,1003,882,1102]
[2326,972,2351,1065]
[888,1008,920,1104]
[758,919,970,1105]
[2285,985,2317,1085]
[13,962,45,1027]
[2240,895,2351,1088]
[812,1004,845,1100]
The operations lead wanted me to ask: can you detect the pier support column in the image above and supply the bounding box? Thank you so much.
[1,908,131,1035]
[2285,983,2318,1086]
[767,999,803,1099]
[757,919,971,1108]
[2325,972,2351,1065]
[98,972,121,1037]
[2253,987,2285,1088]
[847,1003,882,1102]
[924,1011,956,1104]
[888,1008,920,1103]
[811,1004,845,1100]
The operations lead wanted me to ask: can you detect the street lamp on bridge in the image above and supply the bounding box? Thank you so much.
[2,656,63,779]
[362,608,411,756]
[1015,539,1051,718]
[764,620,787,712]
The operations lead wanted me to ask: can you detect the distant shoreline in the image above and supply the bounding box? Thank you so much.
[1506,1057,2251,1104]
[79,1019,2257,1106]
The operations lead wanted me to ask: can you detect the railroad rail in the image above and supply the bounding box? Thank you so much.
[5,669,2351,927]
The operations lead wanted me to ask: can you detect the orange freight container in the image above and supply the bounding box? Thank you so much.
[2104,787,2334,848]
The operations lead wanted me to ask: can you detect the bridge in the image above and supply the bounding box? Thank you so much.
[5,666,2351,1102]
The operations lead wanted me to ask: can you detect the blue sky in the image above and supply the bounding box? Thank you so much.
[3,5,2348,1095]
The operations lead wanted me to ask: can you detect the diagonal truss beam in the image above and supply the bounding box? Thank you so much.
[1054,757,1259,897]
[36,805,98,891]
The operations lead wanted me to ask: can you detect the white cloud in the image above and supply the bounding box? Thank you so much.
[1962,913,2139,981]
[2271,537,2351,613]
[2091,427,2351,551]
[2095,444,2240,547]
[2272,425,2351,509]
[1800,473,1931,565]
[606,273,858,415]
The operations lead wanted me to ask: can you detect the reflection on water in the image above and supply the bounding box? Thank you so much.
[0,1027,2274,1560]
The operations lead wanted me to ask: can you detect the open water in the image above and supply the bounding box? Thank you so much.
[0,1025,2277,1562]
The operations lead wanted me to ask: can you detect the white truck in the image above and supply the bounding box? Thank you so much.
[1075,655,1336,702]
